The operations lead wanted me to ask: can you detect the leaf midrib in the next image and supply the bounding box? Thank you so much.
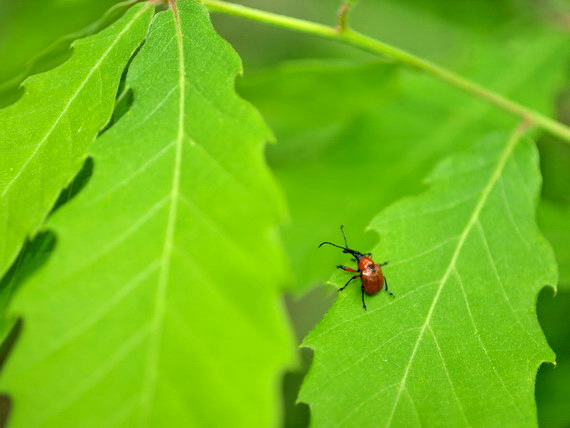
[138,4,186,422]
[383,126,524,427]
[0,4,151,198]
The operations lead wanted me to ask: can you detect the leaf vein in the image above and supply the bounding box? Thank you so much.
[404,387,423,427]
[307,280,439,344]
[388,235,459,268]
[454,268,525,419]
[139,7,185,421]
[38,260,161,365]
[428,325,471,426]
[59,195,169,283]
[475,220,540,348]
[40,325,150,425]
[313,327,420,394]
[336,383,399,427]
[0,4,151,198]
[91,139,177,205]
[185,138,248,192]
[384,126,523,427]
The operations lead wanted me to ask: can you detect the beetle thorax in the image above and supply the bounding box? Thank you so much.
[358,256,374,271]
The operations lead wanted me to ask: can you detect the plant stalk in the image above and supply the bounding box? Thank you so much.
[200,0,570,144]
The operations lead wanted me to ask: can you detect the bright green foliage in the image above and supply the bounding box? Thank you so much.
[1,1,293,427]
[538,201,570,289]
[537,139,570,289]
[300,133,557,427]
[240,27,567,293]
[0,1,144,107]
[0,4,153,280]
[239,61,399,290]
[0,0,121,84]
[0,0,568,426]
[0,232,55,311]
[539,139,570,206]
[238,60,397,158]
[536,291,570,428]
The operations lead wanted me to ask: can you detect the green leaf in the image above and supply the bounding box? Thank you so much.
[0,4,153,279]
[536,138,570,290]
[300,132,557,426]
[239,25,567,293]
[354,0,554,36]
[539,138,570,205]
[238,60,398,155]
[0,0,143,107]
[538,200,570,289]
[1,1,294,427]
[0,0,125,84]
[536,291,570,428]
[238,61,401,292]
[0,232,56,312]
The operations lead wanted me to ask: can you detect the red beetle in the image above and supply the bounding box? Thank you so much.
[319,225,394,310]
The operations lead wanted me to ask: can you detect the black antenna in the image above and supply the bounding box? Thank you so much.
[340,224,349,248]
[318,241,347,251]
[318,225,364,260]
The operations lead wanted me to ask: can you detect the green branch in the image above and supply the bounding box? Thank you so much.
[200,0,570,144]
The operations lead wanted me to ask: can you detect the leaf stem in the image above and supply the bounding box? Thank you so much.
[200,0,570,144]
[337,2,352,32]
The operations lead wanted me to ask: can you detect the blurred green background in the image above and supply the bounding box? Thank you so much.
[0,0,568,426]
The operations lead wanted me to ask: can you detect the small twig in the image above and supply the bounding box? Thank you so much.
[517,117,534,135]
[337,2,351,32]
[200,0,570,144]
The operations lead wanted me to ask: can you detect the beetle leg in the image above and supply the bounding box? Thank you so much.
[337,265,358,273]
[384,276,394,297]
[380,261,389,266]
[338,275,360,292]
[361,285,367,310]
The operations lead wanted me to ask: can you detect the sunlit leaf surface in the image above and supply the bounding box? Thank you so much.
[0,4,153,279]
[300,132,556,427]
[1,2,294,426]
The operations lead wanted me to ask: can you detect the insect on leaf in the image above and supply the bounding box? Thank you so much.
[1,1,294,427]
[0,3,154,280]
[300,130,557,427]
[238,27,567,294]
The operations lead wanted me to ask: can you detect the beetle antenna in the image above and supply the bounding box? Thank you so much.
[340,224,349,248]
[318,241,364,260]
[318,241,346,250]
